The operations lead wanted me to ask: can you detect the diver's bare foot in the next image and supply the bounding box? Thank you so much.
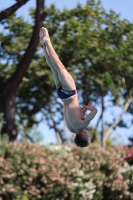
[39,27,50,44]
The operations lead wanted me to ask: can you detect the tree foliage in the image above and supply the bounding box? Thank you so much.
[0,0,133,145]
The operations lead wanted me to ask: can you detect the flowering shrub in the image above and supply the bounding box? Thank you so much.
[0,142,133,200]
[123,146,133,165]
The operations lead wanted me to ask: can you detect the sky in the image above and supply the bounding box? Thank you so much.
[1,0,133,145]
[1,0,133,22]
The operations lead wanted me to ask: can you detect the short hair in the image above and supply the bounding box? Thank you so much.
[74,134,89,148]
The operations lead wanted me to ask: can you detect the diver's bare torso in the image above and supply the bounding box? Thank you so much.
[62,94,84,133]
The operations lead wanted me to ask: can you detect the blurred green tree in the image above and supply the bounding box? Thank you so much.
[0,0,45,141]
[41,2,133,147]
[0,0,133,146]
[41,1,133,146]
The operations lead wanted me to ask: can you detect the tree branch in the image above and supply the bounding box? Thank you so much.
[7,0,45,93]
[41,106,66,143]
[91,106,103,142]
[103,96,133,147]
[101,94,105,147]
[18,124,34,143]
[0,0,30,21]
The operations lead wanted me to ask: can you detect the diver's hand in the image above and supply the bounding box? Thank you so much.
[84,102,97,111]
[81,105,87,113]
[81,102,92,112]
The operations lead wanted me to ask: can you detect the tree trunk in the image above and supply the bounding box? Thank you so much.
[101,94,105,147]
[0,0,45,142]
[0,81,17,141]
[55,131,61,144]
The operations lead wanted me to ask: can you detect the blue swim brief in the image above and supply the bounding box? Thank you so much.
[57,86,76,99]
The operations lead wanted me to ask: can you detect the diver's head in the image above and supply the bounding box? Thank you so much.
[74,129,89,147]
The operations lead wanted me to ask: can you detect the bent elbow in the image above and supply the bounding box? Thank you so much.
[93,108,98,114]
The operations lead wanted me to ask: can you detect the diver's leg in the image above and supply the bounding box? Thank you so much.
[43,43,61,89]
[40,27,76,91]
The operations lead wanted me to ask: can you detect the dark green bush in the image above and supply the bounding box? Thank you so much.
[0,142,133,200]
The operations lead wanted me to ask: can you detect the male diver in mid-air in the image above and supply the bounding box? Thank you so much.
[39,27,98,147]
